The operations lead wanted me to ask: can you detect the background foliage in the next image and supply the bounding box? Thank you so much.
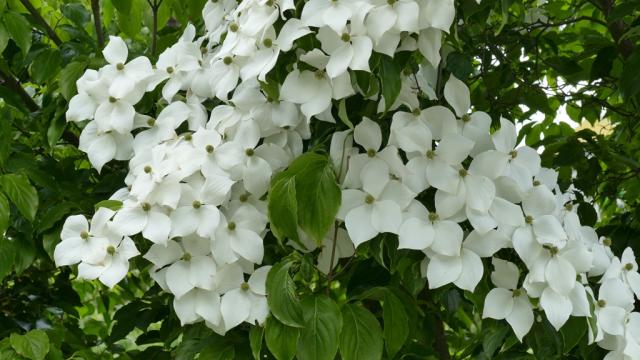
[0,0,638,358]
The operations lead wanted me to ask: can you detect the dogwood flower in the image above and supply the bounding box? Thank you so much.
[220,266,271,330]
[77,237,140,288]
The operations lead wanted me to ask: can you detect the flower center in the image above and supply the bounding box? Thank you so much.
[144,165,152,174]
[239,194,249,202]
[147,118,156,126]
[461,114,471,123]
[109,96,117,103]
[192,200,202,209]
[458,169,467,178]
[525,215,533,224]
[223,56,233,65]
[80,231,89,240]
[603,238,612,247]
[245,148,254,156]
[532,180,541,187]
[314,70,325,80]
[241,282,250,291]
[543,244,558,256]
[182,252,192,261]
[263,38,273,48]
[428,212,439,222]
[624,263,634,271]
[512,289,523,297]
[205,145,214,153]
[365,194,375,204]
[183,133,192,141]
[426,150,435,159]
[229,22,239,32]
[107,245,116,255]
[412,108,421,116]
[509,150,518,159]
[166,66,174,74]
[367,149,376,157]
[228,222,237,231]
[341,33,351,42]
[141,202,151,211]
[564,202,573,211]
[116,63,125,71]
[597,299,606,308]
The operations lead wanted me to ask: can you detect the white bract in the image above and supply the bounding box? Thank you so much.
[54,1,637,353]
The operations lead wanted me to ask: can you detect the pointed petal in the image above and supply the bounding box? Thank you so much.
[427,254,462,289]
[482,288,514,320]
[220,288,251,330]
[443,75,470,117]
[398,218,435,250]
[540,287,572,330]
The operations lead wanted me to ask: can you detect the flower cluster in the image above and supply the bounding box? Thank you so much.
[55,0,639,354]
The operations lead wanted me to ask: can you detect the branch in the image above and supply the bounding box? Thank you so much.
[0,68,39,112]
[18,0,62,47]
[91,0,104,48]
[146,0,163,57]
[598,0,635,59]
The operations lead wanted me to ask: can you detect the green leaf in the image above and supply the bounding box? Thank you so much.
[447,52,474,80]
[378,55,401,112]
[0,23,8,53]
[382,289,409,358]
[198,339,235,360]
[265,317,299,360]
[0,236,16,282]
[577,202,597,227]
[266,260,304,327]
[482,324,509,357]
[292,153,341,244]
[59,62,87,101]
[2,11,31,56]
[114,0,142,38]
[0,193,9,235]
[61,3,91,27]
[338,99,354,129]
[10,330,50,360]
[0,174,39,221]
[95,199,123,211]
[546,56,582,76]
[339,303,383,360]
[560,316,587,354]
[296,295,342,360]
[31,48,62,83]
[47,114,66,148]
[268,175,299,242]
[249,325,264,360]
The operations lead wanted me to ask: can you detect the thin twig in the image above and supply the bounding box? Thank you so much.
[146,0,163,57]
[0,68,39,112]
[18,0,62,46]
[91,0,104,48]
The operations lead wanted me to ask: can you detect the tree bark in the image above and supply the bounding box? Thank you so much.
[91,0,104,48]
[18,0,62,47]
[0,69,39,112]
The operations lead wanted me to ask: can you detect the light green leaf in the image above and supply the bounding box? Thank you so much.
[10,330,49,360]
[95,199,123,211]
[0,174,39,222]
[382,289,409,358]
[339,303,383,360]
[265,317,299,360]
[0,193,9,235]
[266,260,304,328]
[249,325,264,360]
[2,11,31,56]
[268,175,298,242]
[59,62,87,101]
[0,23,9,53]
[296,295,342,360]
[338,99,354,129]
[47,114,66,148]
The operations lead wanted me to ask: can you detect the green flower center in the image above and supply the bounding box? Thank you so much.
[80,231,89,240]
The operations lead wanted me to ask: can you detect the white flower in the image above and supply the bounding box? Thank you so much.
[79,121,133,172]
[602,248,640,299]
[220,266,270,330]
[482,258,534,341]
[422,247,483,291]
[77,237,140,288]
[301,0,367,33]
[212,204,268,265]
[102,36,153,98]
[595,278,635,337]
[316,25,373,78]
[338,158,415,247]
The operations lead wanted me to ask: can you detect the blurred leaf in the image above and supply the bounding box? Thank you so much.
[0,173,39,222]
[10,330,49,360]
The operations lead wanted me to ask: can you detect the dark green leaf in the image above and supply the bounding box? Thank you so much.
[249,325,264,360]
[339,303,383,360]
[2,11,31,56]
[266,260,304,327]
[198,339,235,360]
[268,175,299,242]
[578,202,597,227]
[378,55,401,112]
[265,317,299,360]
[0,193,8,235]
[0,173,39,221]
[447,52,474,80]
[561,316,588,353]
[10,330,49,360]
[61,3,91,27]
[296,295,342,360]
[59,62,87,101]
[482,324,509,357]
[382,289,409,358]
[546,56,582,76]
[31,48,62,83]
[0,236,16,282]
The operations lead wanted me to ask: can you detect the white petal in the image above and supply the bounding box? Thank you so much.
[345,205,377,248]
[166,261,194,299]
[431,220,463,256]
[465,174,495,212]
[170,207,199,237]
[398,218,434,250]
[61,215,89,240]
[189,256,217,290]
[437,133,474,165]
[482,288,514,320]
[326,43,353,79]
[427,254,462,289]
[598,306,627,336]
[371,200,402,234]
[112,206,147,236]
[350,36,372,72]
[453,248,483,291]
[87,133,117,173]
[540,287,572,330]
[545,256,576,296]
[469,150,508,180]
[463,230,509,258]
[443,75,470,117]
[426,159,460,194]
[174,291,200,325]
[354,117,382,151]
[248,266,271,296]
[492,117,517,153]
[231,229,264,264]
[103,36,128,64]
[491,258,520,289]
[418,28,442,67]
[195,290,222,326]
[220,288,251,330]
[533,215,567,246]
[142,211,171,245]
[489,197,524,227]
[506,296,534,341]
